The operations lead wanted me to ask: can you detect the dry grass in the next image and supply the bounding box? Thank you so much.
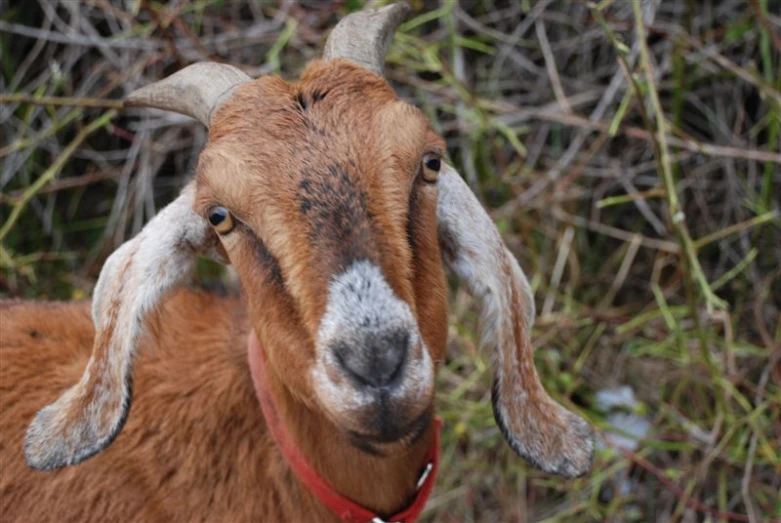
[1,0,779,521]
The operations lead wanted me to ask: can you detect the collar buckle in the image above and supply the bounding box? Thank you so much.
[367,462,434,523]
[416,461,434,491]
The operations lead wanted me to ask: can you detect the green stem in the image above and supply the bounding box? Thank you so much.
[631,0,727,314]
[0,110,117,244]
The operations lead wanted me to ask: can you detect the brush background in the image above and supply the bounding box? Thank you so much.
[1,1,779,521]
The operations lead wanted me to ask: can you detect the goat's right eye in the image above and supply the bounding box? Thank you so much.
[420,153,441,183]
[208,206,235,234]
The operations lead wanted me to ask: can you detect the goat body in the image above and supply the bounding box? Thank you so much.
[1,289,430,521]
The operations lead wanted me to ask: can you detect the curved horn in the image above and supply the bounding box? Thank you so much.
[323,2,411,76]
[125,62,251,127]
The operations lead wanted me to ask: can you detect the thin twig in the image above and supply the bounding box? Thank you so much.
[552,207,681,253]
[535,19,571,113]
[0,93,124,109]
[693,212,779,250]
[542,225,574,316]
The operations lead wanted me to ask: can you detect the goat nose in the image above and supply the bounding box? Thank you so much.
[334,329,409,388]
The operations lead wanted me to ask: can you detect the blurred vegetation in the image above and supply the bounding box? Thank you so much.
[1,0,780,521]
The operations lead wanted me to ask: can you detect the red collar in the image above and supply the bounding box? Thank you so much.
[247,332,441,523]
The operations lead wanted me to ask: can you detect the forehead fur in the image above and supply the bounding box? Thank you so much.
[210,59,399,144]
[195,59,433,214]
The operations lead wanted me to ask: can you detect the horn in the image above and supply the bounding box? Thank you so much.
[323,2,411,76]
[125,62,251,127]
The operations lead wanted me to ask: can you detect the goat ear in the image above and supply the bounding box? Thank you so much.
[437,165,594,477]
[24,182,222,470]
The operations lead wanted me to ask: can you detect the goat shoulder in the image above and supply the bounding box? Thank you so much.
[0,288,310,522]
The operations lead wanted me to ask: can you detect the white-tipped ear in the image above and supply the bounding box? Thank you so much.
[437,165,594,478]
[24,182,221,470]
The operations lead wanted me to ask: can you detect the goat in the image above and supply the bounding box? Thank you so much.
[0,4,593,522]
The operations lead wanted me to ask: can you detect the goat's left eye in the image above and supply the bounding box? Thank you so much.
[208,206,235,234]
[421,154,441,183]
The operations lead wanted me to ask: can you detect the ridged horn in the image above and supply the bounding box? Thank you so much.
[323,2,411,76]
[125,62,251,127]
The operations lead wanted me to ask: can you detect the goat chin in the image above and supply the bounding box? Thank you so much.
[314,376,436,456]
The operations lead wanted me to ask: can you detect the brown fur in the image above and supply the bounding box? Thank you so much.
[1,289,438,521]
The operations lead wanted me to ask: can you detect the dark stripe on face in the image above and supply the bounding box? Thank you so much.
[407,179,421,256]
[297,162,376,270]
[241,222,284,288]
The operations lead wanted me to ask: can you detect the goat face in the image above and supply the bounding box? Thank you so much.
[194,61,447,449]
[24,4,594,478]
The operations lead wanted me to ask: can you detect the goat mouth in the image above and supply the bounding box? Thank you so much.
[348,405,432,454]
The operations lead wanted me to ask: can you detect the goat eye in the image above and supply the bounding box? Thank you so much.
[208,206,235,234]
[421,154,441,183]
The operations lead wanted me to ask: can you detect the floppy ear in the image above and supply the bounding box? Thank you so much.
[437,165,594,477]
[24,182,223,470]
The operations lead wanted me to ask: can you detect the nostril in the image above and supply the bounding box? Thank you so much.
[376,329,408,385]
[333,329,409,388]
